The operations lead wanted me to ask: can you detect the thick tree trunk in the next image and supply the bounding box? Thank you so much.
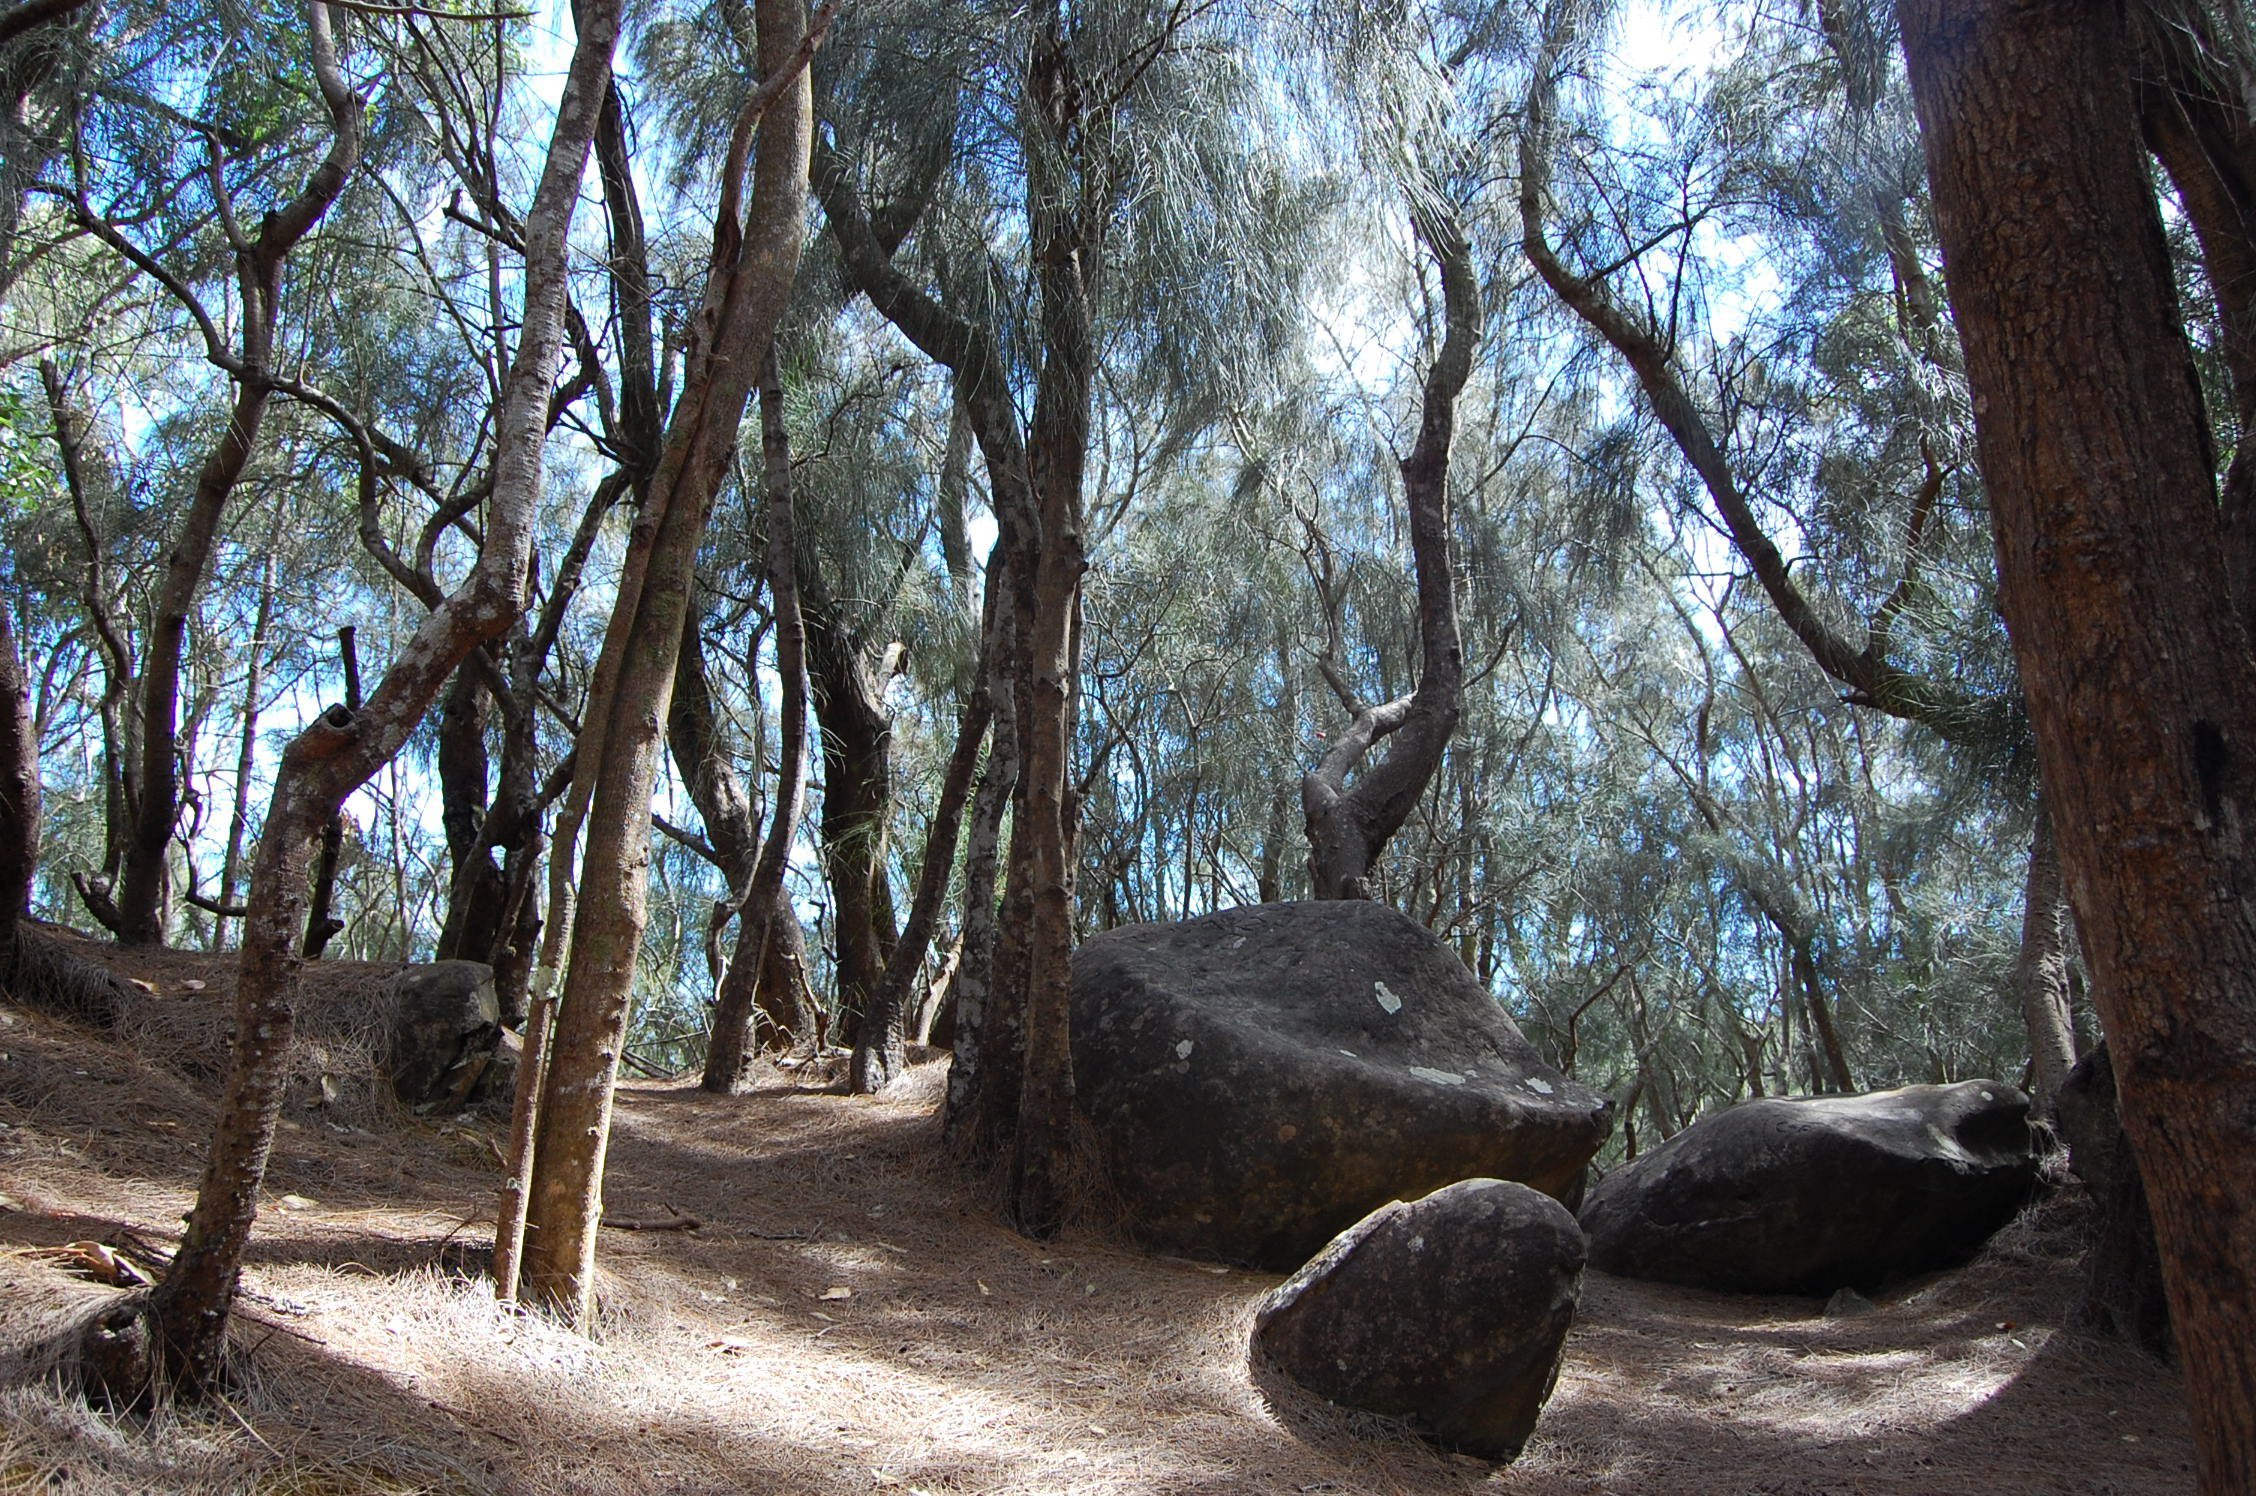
[1902,3,2256,1486]
[2014,805,2078,1112]
[145,0,621,1390]
[1302,204,1473,900]
[704,351,816,1091]
[803,600,898,1049]
[519,0,815,1322]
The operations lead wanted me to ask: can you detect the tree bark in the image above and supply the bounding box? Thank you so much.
[803,597,898,1049]
[0,604,37,944]
[703,349,817,1091]
[145,0,622,1391]
[1302,201,1474,900]
[2014,804,2078,1112]
[849,671,990,1092]
[1902,2,2256,1485]
[519,0,816,1322]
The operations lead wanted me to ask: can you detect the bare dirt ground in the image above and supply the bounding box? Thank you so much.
[0,956,2198,1495]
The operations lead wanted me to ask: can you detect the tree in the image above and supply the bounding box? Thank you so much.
[1899,0,2256,1485]
[138,0,624,1393]
[513,0,822,1325]
[67,0,367,946]
[1302,198,1475,899]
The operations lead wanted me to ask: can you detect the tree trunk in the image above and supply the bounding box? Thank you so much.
[2014,804,2078,1113]
[940,645,1018,1143]
[704,350,816,1091]
[850,675,990,1093]
[109,3,367,946]
[519,0,815,1322]
[672,595,810,1054]
[214,537,282,952]
[803,599,898,1049]
[145,0,620,1391]
[1302,203,1473,900]
[0,604,38,944]
[433,666,510,959]
[1004,5,1098,1239]
[1902,3,2256,1485]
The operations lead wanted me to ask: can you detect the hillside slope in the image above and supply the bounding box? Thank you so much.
[0,955,2198,1494]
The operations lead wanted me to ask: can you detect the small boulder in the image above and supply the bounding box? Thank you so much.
[1253,1178,1585,1461]
[1580,1080,2037,1295]
[384,960,501,1112]
[1072,901,1613,1269]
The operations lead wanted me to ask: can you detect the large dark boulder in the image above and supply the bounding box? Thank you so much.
[1579,1080,2037,1295]
[1071,900,1613,1269]
[1253,1178,1585,1461]
[383,960,501,1112]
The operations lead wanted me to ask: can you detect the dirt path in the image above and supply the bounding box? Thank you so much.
[0,995,2196,1494]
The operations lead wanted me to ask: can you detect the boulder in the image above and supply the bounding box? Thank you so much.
[1071,901,1613,1269]
[1579,1080,2037,1295]
[1253,1178,1585,1461]
[383,960,501,1112]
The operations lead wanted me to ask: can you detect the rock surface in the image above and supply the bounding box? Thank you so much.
[1253,1178,1585,1461]
[384,960,501,1111]
[1071,900,1612,1269]
[1579,1080,2037,1294]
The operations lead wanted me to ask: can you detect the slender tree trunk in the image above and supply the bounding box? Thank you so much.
[37,357,134,898]
[2015,804,2078,1112]
[108,3,367,945]
[1302,203,1473,900]
[0,605,38,946]
[214,540,282,952]
[941,644,1018,1142]
[850,679,990,1092]
[671,597,809,1052]
[1902,3,2256,1484]
[704,350,816,1091]
[300,627,358,958]
[113,379,272,946]
[144,0,620,1391]
[433,666,510,959]
[520,0,816,1321]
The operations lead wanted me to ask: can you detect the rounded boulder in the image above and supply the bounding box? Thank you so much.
[1579,1080,2038,1294]
[1071,900,1613,1269]
[1253,1178,1585,1461]
[384,959,502,1112]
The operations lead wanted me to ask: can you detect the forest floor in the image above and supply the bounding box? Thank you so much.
[0,949,2198,1495]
